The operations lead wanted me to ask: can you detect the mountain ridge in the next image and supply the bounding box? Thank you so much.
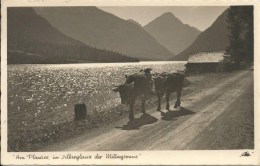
[127,19,142,27]
[172,9,230,61]
[34,7,175,60]
[8,7,138,64]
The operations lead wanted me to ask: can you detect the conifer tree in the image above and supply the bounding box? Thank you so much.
[226,6,254,68]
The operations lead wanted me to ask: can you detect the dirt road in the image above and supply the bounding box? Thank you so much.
[44,70,254,151]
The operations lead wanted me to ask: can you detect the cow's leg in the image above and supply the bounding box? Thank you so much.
[177,89,182,107]
[129,97,135,120]
[157,93,162,111]
[174,90,181,108]
[141,95,146,113]
[166,92,170,110]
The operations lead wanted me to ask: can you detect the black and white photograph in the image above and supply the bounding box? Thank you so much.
[1,0,259,165]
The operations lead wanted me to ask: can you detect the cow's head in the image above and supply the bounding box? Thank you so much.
[112,83,134,104]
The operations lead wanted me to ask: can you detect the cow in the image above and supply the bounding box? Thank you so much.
[153,71,185,111]
[112,69,154,120]
[113,69,187,120]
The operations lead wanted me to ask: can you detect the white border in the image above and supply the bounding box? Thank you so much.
[1,0,260,165]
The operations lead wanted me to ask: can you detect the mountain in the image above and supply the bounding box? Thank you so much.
[144,12,201,55]
[34,7,174,60]
[8,8,83,46]
[8,7,138,64]
[127,19,142,27]
[172,9,229,61]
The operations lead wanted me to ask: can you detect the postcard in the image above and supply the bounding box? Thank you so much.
[1,0,260,165]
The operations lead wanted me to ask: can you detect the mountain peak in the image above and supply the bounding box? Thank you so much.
[144,11,201,55]
[158,12,181,22]
[145,12,183,28]
[161,12,174,18]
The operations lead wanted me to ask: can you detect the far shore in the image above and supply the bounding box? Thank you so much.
[7,60,187,65]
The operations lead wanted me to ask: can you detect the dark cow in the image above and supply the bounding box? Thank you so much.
[153,72,185,111]
[112,71,153,120]
[113,69,187,120]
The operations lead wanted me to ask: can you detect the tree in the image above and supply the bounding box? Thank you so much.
[226,6,254,68]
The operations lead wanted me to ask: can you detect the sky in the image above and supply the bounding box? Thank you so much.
[98,6,228,31]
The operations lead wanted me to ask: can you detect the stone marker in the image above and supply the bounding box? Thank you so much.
[74,103,87,121]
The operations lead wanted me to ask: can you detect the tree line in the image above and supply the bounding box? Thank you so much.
[8,41,139,64]
[226,6,253,69]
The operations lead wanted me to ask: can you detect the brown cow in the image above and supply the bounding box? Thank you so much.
[112,69,153,120]
[153,72,185,111]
